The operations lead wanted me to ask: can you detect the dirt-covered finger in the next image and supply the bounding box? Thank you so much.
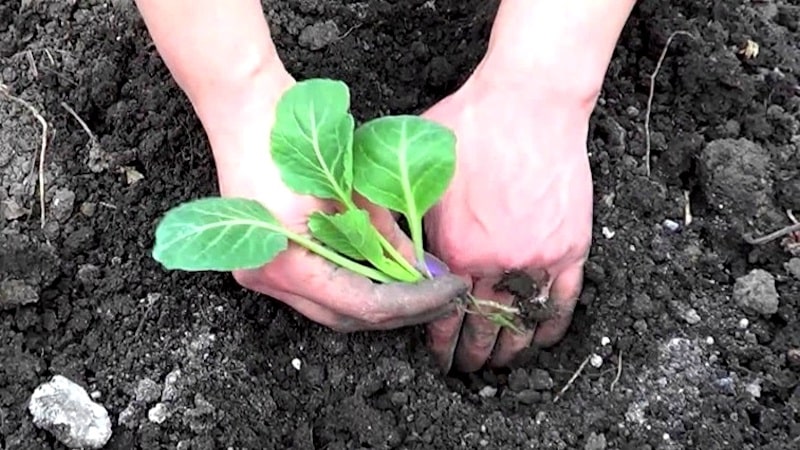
[533,263,583,347]
[452,276,512,372]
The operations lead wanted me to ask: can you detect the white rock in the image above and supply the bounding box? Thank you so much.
[291,358,302,371]
[590,354,603,368]
[28,375,112,449]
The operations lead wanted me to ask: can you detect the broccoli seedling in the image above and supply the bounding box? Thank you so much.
[151,78,521,330]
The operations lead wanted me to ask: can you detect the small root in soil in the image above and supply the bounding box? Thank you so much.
[0,83,50,228]
[743,222,800,245]
[610,350,623,392]
[553,354,591,403]
[645,30,696,176]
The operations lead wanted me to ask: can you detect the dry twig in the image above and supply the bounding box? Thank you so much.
[1,83,50,228]
[553,355,591,403]
[645,31,695,176]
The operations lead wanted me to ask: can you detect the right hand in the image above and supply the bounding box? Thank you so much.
[198,64,469,332]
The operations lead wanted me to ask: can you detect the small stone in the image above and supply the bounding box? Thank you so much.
[507,369,529,392]
[134,378,161,404]
[80,202,96,217]
[291,358,302,371]
[785,258,800,280]
[148,403,168,424]
[590,354,603,368]
[625,106,639,117]
[516,389,540,404]
[600,336,611,346]
[28,375,112,449]
[738,318,749,329]
[601,226,615,239]
[76,264,101,286]
[123,166,144,185]
[745,381,761,398]
[529,369,554,391]
[682,308,701,325]
[662,219,681,232]
[0,278,39,309]
[161,369,182,402]
[298,20,339,50]
[478,386,497,398]
[51,188,75,222]
[733,269,780,315]
[117,404,138,429]
[1,198,29,220]
[584,432,607,450]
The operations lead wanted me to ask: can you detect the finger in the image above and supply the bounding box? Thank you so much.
[425,306,465,372]
[452,275,513,373]
[233,268,352,329]
[489,325,535,368]
[533,262,583,347]
[270,250,468,324]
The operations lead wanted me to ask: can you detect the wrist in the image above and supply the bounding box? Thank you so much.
[476,0,636,105]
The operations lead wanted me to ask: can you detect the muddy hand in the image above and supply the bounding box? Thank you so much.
[421,48,598,373]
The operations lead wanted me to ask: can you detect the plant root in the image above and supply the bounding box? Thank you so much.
[645,30,696,176]
[553,354,591,403]
[1,83,50,228]
[743,222,800,245]
[610,350,623,392]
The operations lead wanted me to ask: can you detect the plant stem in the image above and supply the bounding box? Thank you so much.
[339,197,422,281]
[282,229,395,283]
[408,216,426,276]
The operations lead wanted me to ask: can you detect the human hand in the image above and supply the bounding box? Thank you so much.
[422,67,595,372]
[203,65,468,332]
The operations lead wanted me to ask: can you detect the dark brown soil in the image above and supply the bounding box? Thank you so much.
[2,1,799,449]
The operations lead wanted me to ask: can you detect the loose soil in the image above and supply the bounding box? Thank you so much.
[2,1,800,449]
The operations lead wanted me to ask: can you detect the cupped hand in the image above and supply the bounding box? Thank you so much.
[203,66,468,332]
[422,67,595,372]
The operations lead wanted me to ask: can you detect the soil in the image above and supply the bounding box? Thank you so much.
[1,0,800,449]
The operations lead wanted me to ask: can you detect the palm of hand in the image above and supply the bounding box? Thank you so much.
[421,76,595,372]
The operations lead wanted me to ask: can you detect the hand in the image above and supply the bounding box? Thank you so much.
[203,65,468,332]
[422,66,595,372]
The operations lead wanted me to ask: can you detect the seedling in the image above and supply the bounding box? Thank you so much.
[151,78,520,330]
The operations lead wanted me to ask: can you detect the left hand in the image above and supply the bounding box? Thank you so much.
[421,65,596,372]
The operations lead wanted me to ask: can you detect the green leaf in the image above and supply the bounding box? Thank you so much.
[270,78,355,202]
[308,209,418,282]
[152,197,289,271]
[352,115,456,219]
[352,115,456,263]
[308,210,382,262]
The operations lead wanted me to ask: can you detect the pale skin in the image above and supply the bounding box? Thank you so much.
[134,0,637,372]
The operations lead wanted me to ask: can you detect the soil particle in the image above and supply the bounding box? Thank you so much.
[733,268,780,315]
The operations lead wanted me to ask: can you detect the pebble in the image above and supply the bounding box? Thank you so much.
[478,386,497,398]
[733,269,780,315]
[148,402,168,424]
[134,378,161,404]
[584,432,607,450]
[507,369,529,391]
[601,336,611,346]
[51,188,75,222]
[529,369,554,391]
[298,20,339,50]
[745,381,761,398]
[291,358,302,371]
[28,375,112,449]
[1,198,28,220]
[738,318,749,329]
[590,354,603,368]
[0,278,39,309]
[785,258,800,280]
[662,219,681,232]
[682,308,701,325]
